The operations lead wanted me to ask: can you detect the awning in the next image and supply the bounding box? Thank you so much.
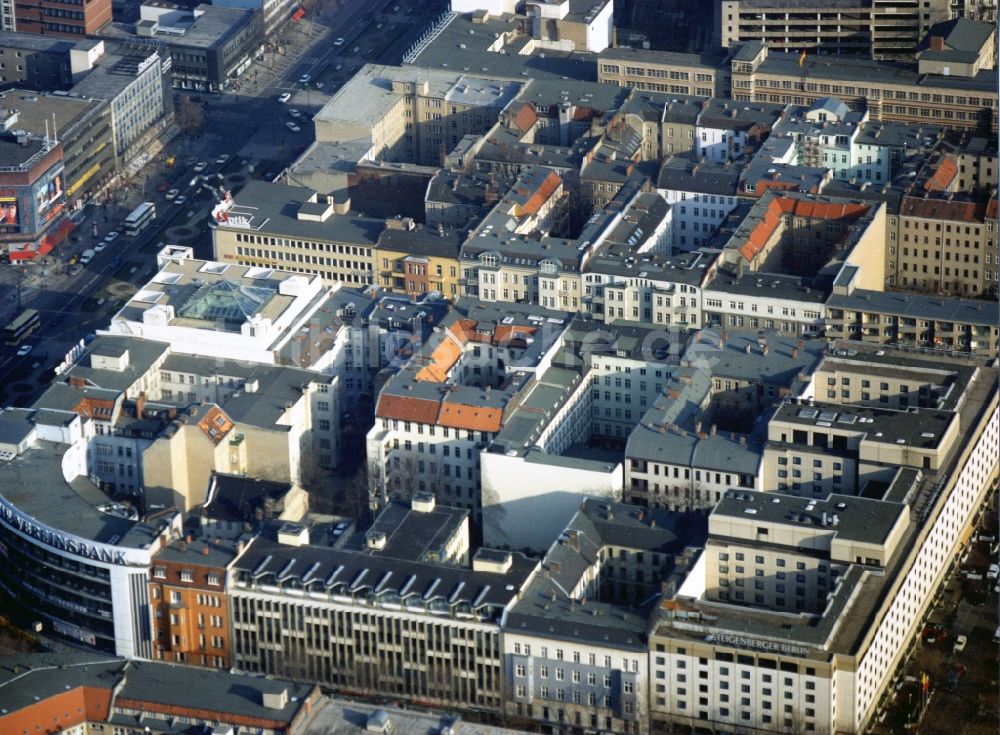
[39,218,76,256]
[8,247,34,261]
[292,7,305,20]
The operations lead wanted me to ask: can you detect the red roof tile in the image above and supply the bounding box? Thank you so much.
[923,158,958,192]
[437,403,502,432]
[376,394,441,424]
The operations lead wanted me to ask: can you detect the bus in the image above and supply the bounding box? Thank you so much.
[4,308,40,346]
[124,202,156,237]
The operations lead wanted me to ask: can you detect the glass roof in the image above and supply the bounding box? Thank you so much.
[177,280,276,324]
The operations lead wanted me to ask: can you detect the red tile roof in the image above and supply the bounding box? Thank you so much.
[510,103,538,134]
[738,196,870,263]
[437,403,502,432]
[923,158,958,192]
[376,394,441,424]
[512,170,562,218]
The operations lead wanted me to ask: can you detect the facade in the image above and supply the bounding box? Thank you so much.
[375,221,465,299]
[212,180,384,288]
[648,343,998,735]
[7,0,111,36]
[0,32,74,89]
[70,42,172,170]
[149,516,245,668]
[128,4,263,91]
[0,407,179,655]
[228,508,537,712]
[0,116,74,263]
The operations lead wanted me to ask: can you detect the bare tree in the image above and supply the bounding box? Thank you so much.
[176,95,205,136]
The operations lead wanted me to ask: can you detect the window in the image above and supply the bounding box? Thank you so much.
[180,570,193,582]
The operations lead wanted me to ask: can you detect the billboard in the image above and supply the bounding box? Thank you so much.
[0,195,20,233]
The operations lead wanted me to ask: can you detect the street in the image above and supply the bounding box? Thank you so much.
[0,0,446,405]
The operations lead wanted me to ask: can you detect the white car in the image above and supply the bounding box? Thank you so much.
[94,241,107,252]
[104,231,119,242]
[16,344,32,357]
[278,92,291,103]
[165,188,179,200]
[215,154,230,165]
[289,108,301,118]
[193,162,207,173]
[286,122,301,133]
[174,195,187,206]
[298,74,311,84]
[953,635,968,653]
[315,82,324,90]
[988,562,1000,580]
[334,37,345,46]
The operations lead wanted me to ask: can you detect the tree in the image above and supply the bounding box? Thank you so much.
[176,95,205,136]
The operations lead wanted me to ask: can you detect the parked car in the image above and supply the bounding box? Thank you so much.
[94,241,107,252]
[104,231,119,242]
[953,635,968,653]
[174,195,187,206]
[315,82,324,90]
[16,344,32,357]
[215,154,230,165]
[286,122,301,133]
[289,108,301,118]
[298,73,311,84]
[988,562,999,580]
[334,37,345,46]
[193,162,207,173]
[278,92,291,103]
[165,189,179,200]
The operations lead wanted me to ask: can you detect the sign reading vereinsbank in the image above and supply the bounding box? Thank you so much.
[0,495,151,566]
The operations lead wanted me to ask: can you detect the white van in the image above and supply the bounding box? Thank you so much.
[79,248,95,264]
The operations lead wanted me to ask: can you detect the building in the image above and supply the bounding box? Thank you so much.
[503,500,697,735]
[375,220,465,299]
[717,0,876,57]
[597,47,731,98]
[0,32,75,89]
[647,342,998,735]
[5,0,111,37]
[114,3,263,91]
[0,89,114,209]
[656,157,742,251]
[149,513,249,668]
[0,653,320,735]
[825,265,998,354]
[69,41,173,171]
[228,497,538,712]
[523,0,614,53]
[599,41,999,131]
[211,180,385,288]
[314,64,520,168]
[0,406,179,655]
[0,113,74,263]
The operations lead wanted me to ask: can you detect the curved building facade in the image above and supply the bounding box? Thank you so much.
[0,406,178,656]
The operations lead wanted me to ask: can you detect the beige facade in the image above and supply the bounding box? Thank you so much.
[598,47,727,98]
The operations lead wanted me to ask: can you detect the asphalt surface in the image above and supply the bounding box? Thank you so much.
[0,0,446,406]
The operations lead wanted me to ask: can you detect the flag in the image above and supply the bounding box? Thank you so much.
[799,49,807,67]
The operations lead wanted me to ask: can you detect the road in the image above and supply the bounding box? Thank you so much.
[0,0,445,405]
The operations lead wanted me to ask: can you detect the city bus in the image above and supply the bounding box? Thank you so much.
[124,202,156,237]
[4,308,41,346]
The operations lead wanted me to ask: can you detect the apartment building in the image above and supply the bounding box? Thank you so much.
[702,271,826,337]
[657,157,742,251]
[315,64,520,168]
[695,97,785,163]
[624,330,825,511]
[648,343,997,735]
[228,501,537,712]
[367,300,573,527]
[9,0,111,36]
[375,221,464,299]
[504,500,695,735]
[149,515,247,668]
[825,264,998,354]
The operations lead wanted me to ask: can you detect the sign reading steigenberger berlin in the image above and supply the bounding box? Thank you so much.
[712,633,811,657]
[0,495,150,566]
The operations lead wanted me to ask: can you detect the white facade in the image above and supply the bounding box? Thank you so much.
[450,0,518,13]
[701,288,825,336]
[658,189,738,251]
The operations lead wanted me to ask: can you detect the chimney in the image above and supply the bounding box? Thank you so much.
[792,348,799,359]
[69,375,86,388]
[201,546,210,556]
[135,392,146,419]
[930,36,945,51]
